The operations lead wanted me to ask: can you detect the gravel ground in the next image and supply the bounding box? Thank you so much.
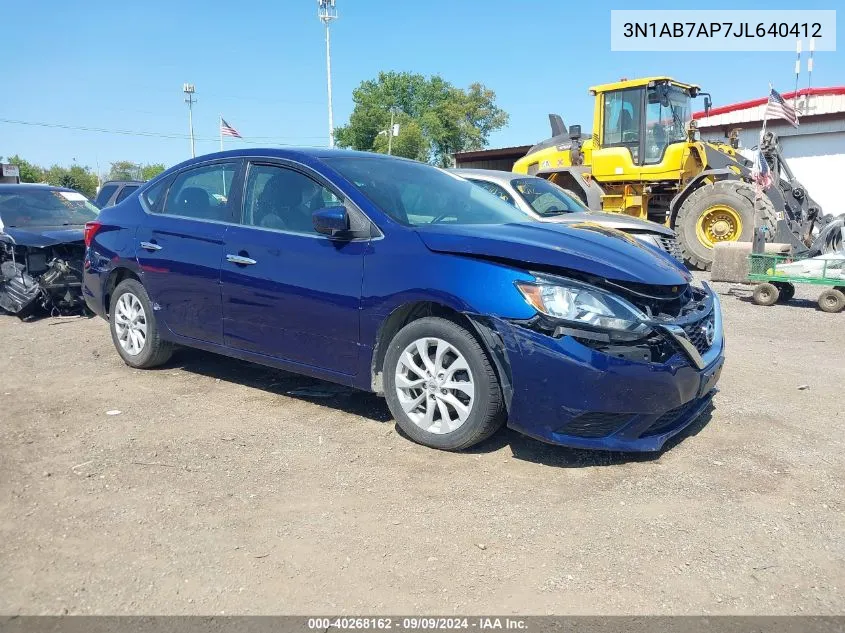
[1,276,843,615]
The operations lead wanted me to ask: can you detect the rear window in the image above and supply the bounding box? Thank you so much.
[95,184,118,207]
[0,189,99,228]
[115,185,139,203]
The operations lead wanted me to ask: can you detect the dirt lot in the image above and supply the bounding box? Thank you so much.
[1,277,843,615]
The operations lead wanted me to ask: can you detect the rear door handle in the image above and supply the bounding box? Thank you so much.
[226,254,257,266]
[140,241,162,251]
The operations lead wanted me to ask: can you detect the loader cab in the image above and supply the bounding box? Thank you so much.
[591,77,699,179]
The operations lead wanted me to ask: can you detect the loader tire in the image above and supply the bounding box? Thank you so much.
[675,180,777,271]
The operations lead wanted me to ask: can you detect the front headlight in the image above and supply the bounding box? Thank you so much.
[516,278,651,341]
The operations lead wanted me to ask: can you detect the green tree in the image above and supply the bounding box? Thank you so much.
[334,72,508,167]
[6,155,44,183]
[44,164,99,199]
[140,163,166,181]
[108,160,140,181]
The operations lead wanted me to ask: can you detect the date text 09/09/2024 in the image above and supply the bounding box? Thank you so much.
[307,617,527,630]
[623,22,822,39]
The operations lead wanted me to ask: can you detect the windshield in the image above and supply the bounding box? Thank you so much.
[511,177,587,217]
[0,189,99,229]
[325,157,528,226]
[645,85,691,164]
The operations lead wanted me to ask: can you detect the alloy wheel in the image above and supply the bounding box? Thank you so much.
[394,337,475,434]
[114,292,148,356]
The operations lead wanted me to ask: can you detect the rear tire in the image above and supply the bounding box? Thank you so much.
[752,282,780,306]
[383,317,505,451]
[675,180,777,271]
[109,279,173,368]
[818,289,845,313]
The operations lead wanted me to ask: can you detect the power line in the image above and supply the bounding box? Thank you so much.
[0,117,327,145]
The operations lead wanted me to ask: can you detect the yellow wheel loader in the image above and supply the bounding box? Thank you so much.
[513,77,830,269]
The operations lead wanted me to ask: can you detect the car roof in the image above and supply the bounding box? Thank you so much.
[450,168,526,186]
[0,183,76,193]
[101,180,144,186]
[160,147,412,176]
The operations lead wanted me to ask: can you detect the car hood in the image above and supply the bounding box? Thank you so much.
[414,222,688,286]
[543,211,676,236]
[0,225,85,247]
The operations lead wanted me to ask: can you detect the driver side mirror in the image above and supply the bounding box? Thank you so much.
[313,205,350,238]
[704,95,712,115]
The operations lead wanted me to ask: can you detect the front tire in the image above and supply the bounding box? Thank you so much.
[383,317,505,451]
[675,180,777,271]
[752,282,780,306]
[109,279,173,368]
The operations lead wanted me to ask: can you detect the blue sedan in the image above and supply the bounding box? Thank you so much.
[82,149,724,452]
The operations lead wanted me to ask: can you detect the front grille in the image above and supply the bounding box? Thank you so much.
[658,236,683,261]
[643,401,695,436]
[559,411,632,438]
[681,309,715,354]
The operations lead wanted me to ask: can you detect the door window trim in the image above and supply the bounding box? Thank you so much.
[139,158,245,224]
[601,87,647,166]
[237,158,381,241]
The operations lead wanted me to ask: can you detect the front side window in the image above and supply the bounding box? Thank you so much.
[468,179,515,206]
[511,178,586,217]
[162,163,237,221]
[644,85,692,164]
[325,157,527,227]
[0,189,99,228]
[241,164,341,235]
[603,88,643,162]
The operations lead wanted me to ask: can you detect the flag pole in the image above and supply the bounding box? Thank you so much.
[793,39,802,112]
[760,82,772,144]
[219,115,227,198]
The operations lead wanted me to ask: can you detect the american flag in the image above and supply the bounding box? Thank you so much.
[751,149,773,199]
[764,88,799,128]
[220,118,242,138]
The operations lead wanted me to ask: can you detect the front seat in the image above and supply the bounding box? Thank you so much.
[254,174,301,230]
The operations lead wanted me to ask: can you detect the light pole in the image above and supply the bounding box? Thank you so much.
[183,83,196,158]
[318,0,338,148]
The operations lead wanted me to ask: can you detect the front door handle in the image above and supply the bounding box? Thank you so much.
[140,241,162,251]
[226,254,257,266]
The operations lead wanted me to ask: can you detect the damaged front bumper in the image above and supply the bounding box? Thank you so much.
[473,288,725,452]
[0,238,86,318]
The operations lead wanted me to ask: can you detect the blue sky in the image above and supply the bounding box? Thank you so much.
[1,0,840,174]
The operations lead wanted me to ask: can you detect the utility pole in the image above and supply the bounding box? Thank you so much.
[318,0,338,148]
[388,107,395,155]
[183,83,197,158]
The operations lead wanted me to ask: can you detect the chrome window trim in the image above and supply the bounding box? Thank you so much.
[137,155,385,241]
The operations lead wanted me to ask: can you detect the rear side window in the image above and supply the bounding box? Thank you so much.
[115,185,139,203]
[95,184,118,207]
[142,179,169,210]
[162,163,237,221]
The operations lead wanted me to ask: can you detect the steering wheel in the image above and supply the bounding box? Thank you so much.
[430,214,457,224]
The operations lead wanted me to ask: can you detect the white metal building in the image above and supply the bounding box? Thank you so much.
[693,87,845,216]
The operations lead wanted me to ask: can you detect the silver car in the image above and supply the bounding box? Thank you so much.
[452,168,683,262]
